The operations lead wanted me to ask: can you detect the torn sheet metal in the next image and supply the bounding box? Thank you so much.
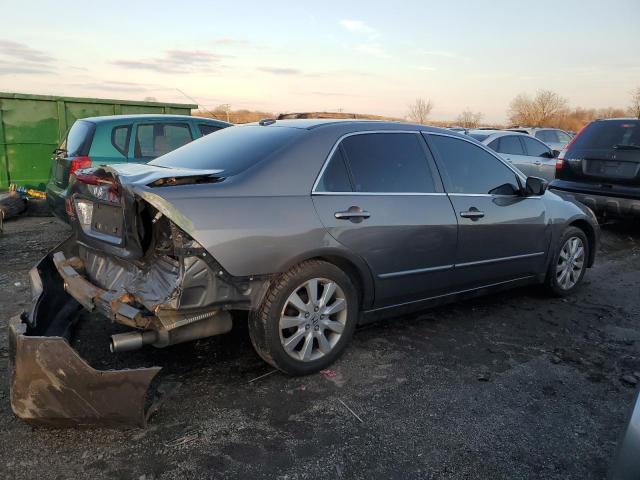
[9,315,161,428]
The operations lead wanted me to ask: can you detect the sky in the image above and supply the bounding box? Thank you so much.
[0,0,639,123]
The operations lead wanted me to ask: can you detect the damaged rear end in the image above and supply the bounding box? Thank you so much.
[10,163,268,427]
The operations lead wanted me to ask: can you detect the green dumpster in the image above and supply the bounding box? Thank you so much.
[0,92,197,190]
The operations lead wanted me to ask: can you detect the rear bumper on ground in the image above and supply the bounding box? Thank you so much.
[8,250,161,427]
[550,181,640,218]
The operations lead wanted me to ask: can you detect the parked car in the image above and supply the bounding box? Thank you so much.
[550,118,640,219]
[25,120,599,381]
[467,129,559,180]
[45,114,231,221]
[507,127,573,151]
[609,390,640,480]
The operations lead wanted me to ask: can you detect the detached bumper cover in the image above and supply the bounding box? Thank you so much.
[8,243,161,428]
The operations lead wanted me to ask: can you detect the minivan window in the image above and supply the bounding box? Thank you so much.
[65,120,95,156]
[570,120,640,150]
[150,125,304,175]
[427,134,519,195]
[111,125,131,157]
[496,135,525,155]
[199,124,222,136]
[315,148,352,192]
[136,123,192,159]
[340,133,436,193]
[522,137,551,157]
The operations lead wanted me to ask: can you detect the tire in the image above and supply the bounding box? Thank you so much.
[249,260,359,376]
[545,226,589,296]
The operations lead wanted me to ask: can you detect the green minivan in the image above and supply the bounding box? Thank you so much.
[46,114,231,221]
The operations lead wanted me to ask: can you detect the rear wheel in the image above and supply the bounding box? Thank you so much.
[249,260,358,375]
[545,226,589,296]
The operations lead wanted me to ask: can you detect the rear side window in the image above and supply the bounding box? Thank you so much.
[111,125,131,157]
[315,148,352,192]
[150,125,304,175]
[496,136,525,155]
[522,137,551,157]
[135,123,192,159]
[535,130,558,144]
[199,124,222,136]
[65,120,95,156]
[339,133,436,193]
[427,134,519,195]
[557,131,571,143]
[571,120,640,150]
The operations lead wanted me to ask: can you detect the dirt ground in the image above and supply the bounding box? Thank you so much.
[0,216,639,480]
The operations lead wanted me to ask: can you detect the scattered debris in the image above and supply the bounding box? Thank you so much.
[551,355,562,364]
[338,398,363,424]
[164,430,199,447]
[477,372,491,382]
[320,369,338,378]
[247,370,277,384]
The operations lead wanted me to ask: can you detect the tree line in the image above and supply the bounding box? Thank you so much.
[408,87,640,131]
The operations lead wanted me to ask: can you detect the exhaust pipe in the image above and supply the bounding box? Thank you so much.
[109,311,232,353]
[110,330,157,353]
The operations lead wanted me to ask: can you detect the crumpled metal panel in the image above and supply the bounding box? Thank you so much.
[9,315,160,428]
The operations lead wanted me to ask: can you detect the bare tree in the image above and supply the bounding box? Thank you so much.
[629,87,640,119]
[456,109,483,128]
[508,90,568,126]
[407,98,434,124]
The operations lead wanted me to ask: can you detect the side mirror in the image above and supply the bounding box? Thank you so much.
[552,149,561,158]
[525,176,548,196]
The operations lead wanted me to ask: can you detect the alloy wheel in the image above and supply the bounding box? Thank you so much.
[279,277,348,362]
[556,236,585,290]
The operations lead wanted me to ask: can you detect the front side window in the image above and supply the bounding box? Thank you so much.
[338,133,436,193]
[135,123,192,159]
[522,137,551,157]
[556,131,572,144]
[427,134,519,195]
[496,135,525,155]
[199,124,222,136]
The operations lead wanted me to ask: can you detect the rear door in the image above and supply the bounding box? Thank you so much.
[557,120,640,187]
[521,136,556,180]
[425,133,550,290]
[489,134,538,177]
[312,131,458,307]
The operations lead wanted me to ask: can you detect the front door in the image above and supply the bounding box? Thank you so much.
[312,131,458,307]
[425,133,551,290]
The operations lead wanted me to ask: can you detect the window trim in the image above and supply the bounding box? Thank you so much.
[311,130,444,195]
[134,122,194,159]
[111,124,132,157]
[423,131,530,197]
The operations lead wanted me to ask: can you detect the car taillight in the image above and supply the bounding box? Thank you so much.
[556,124,589,171]
[76,172,120,203]
[68,156,92,178]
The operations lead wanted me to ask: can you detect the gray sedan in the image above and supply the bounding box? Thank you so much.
[467,129,560,181]
[10,120,600,425]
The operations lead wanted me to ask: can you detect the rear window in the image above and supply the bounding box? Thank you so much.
[572,120,640,150]
[468,133,489,141]
[150,125,304,175]
[65,120,95,156]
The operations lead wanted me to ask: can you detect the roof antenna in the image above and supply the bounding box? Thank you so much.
[175,88,221,121]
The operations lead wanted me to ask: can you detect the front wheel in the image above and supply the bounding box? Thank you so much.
[249,260,358,376]
[545,226,589,296]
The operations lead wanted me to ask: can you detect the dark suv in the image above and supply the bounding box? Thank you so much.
[550,118,640,218]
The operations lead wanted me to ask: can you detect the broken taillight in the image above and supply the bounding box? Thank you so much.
[68,156,92,178]
[76,172,121,204]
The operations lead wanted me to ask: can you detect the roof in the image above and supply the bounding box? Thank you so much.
[241,118,458,135]
[467,129,528,142]
[0,91,197,109]
[80,114,230,125]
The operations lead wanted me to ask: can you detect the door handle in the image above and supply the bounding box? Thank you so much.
[460,210,485,220]
[335,206,370,222]
[534,161,542,166]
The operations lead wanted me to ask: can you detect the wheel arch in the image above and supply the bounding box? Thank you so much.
[567,218,597,267]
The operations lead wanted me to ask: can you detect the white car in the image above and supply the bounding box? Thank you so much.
[467,130,559,181]
[507,127,573,151]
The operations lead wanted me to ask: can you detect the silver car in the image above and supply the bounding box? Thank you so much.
[468,129,559,181]
[10,120,599,426]
[507,127,573,151]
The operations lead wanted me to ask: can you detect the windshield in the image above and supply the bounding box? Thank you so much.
[572,120,640,150]
[150,125,304,175]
